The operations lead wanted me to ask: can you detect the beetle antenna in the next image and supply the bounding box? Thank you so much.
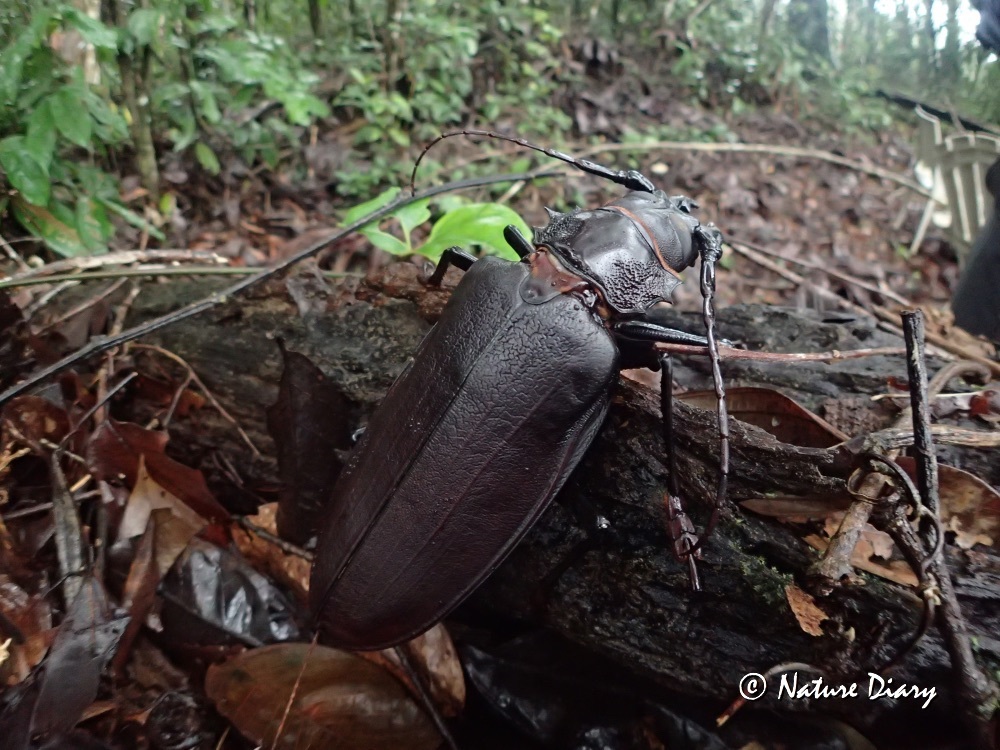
[410,129,658,195]
[686,225,729,554]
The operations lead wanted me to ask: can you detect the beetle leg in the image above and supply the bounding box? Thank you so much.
[426,246,476,286]
[613,320,711,347]
[687,223,729,554]
[660,352,701,591]
[503,225,534,259]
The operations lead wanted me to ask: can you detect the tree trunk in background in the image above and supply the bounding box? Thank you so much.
[104,0,160,203]
[941,0,962,86]
[757,0,778,56]
[786,0,831,61]
[921,0,938,83]
[308,0,321,37]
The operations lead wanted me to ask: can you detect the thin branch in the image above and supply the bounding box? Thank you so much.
[901,310,995,748]
[655,342,906,361]
[0,249,226,285]
[730,238,913,307]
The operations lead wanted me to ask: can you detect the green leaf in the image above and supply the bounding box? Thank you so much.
[195,142,221,175]
[433,195,468,214]
[387,127,410,148]
[281,92,330,127]
[418,204,530,262]
[75,197,110,252]
[393,200,430,236]
[97,198,166,241]
[62,8,118,49]
[49,88,93,149]
[11,196,87,256]
[189,81,221,124]
[0,136,51,207]
[127,9,162,46]
[25,101,57,170]
[362,227,409,256]
[342,187,401,227]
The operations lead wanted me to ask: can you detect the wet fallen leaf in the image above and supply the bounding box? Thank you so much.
[895,457,1000,549]
[785,584,829,636]
[0,577,128,749]
[266,346,353,545]
[741,495,852,521]
[0,396,70,453]
[0,575,53,683]
[133,374,206,417]
[371,625,466,717]
[117,457,205,571]
[87,419,227,523]
[678,387,848,448]
[205,643,441,750]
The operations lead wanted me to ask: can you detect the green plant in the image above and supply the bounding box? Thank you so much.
[0,6,154,256]
[342,187,531,262]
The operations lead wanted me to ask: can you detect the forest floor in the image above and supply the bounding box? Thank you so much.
[1,64,999,750]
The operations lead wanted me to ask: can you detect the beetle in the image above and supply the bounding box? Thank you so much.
[310,132,730,650]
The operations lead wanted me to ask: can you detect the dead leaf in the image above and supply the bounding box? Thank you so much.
[1,396,70,453]
[895,457,1000,549]
[87,419,227,523]
[369,625,466,717]
[785,584,829,636]
[678,387,848,448]
[205,643,441,750]
[117,456,206,562]
[266,346,353,545]
[741,495,852,521]
[0,577,128,749]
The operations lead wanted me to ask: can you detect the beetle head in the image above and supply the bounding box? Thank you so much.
[534,190,703,315]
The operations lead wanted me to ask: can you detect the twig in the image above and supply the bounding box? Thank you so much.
[870,306,1000,378]
[234,517,313,561]
[0,171,556,408]
[0,265,302,290]
[131,344,262,458]
[728,241,972,368]
[729,238,914,307]
[809,317,966,585]
[394,641,460,750]
[869,424,1000,449]
[655,342,906,361]
[95,283,142,424]
[0,233,29,272]
[22,280,77,319]
[0,249,226,285]
[50,451,85,606]
[901,311,995,748]
[33,279,129,334]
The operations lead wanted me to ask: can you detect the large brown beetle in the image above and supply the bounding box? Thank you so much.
[310,132,729,650]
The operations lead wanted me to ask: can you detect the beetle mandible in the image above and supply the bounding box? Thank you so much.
[310,131,730,650]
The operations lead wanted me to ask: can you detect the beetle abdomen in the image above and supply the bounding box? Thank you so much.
[310,256,619,649]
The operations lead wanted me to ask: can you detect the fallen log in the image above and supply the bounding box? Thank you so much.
[122,262,999,745]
